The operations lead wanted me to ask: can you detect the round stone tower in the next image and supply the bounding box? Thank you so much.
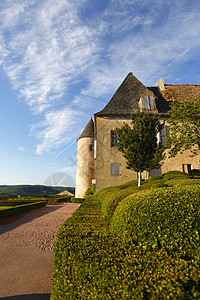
[75,118,95,198]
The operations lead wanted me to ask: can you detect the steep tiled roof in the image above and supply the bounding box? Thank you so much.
[162,85,200,102]
[147,87,170,114]
[95,73,155,116]
[95,74,200,117]
[95,73,169,116]
[78,118,94,140]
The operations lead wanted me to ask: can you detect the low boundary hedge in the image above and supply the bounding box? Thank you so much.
[70,197,85,203]
[0,201,35,206]
[0,201,47,219]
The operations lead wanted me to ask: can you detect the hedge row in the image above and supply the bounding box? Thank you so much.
[48,196,71,203]
[111,186,200,254]
[0,201,47,219]
[51,191,200,299]
[70,197,85,203]
[97,186,142,222]
[0,201,37,206]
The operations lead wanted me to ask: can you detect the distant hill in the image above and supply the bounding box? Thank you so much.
[0,185,75,197]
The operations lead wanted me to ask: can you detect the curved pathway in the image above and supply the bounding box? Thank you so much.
[0,203,80,299]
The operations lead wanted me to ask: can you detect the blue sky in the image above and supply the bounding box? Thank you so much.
[0,0,200,186]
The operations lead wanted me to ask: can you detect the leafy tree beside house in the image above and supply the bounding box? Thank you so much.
[166,98,200,157]
[115,112,165,187]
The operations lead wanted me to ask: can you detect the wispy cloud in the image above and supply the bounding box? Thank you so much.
[0,0,200,154]
[0,0,98,113]
[31,107,83,155]
[18,146,26,151]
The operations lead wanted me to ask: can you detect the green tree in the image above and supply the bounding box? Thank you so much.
[115,112,165,187]
[166,98,200,157]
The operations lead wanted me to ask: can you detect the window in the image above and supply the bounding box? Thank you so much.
[94,140,97,159]
[111,163,120,176]
[160,124,170,147]
[182,164,192,174]
[143,96,155,110]
[149,166,162,177]
[111,130,117,147]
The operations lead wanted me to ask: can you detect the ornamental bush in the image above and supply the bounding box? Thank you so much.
[148,175,163,181]
[163,170,189,180]
[111,186,200,257]
[97,186,140,222]
[189,169,200,179]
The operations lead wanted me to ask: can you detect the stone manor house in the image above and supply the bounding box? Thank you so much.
[75,73,200,198]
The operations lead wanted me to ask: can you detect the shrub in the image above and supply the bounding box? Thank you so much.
[51,192,200,299]
[70,197,85,203]
[118,179,138,188]
[148,175,163,181]
[85,184,95,196]
[48,196,71,203]
[0,201,47,219]
[111,186,200,257]
[163,170,189,180]
[172,179,200,187]
[0,201,34,206]
[96,185,141,222]
[151,182,168,189]
[189,169,200,178]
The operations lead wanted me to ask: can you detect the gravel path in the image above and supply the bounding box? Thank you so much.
[0,203,79,251]
[0,202,80,299]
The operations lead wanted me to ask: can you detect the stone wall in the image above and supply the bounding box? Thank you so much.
[75,137,94,198]
[95,116,200,192]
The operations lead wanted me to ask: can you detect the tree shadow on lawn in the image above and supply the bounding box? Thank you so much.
[0,203,65,235]
[0,294,50,300]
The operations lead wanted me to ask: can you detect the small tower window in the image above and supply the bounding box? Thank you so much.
[160,124,170,147]
[111,163,120,176]
[111,130,117,147]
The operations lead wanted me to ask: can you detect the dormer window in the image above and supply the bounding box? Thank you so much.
[143,95,155,110]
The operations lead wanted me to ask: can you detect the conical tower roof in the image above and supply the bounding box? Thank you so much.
[95,73,154,116]
[78,117,94,140]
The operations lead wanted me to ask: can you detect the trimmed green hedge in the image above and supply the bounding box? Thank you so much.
[0,201,36,206]
[189,169,200,179]
[111,186,200,255]
[148,175,163,181]
[51,191,200,299]
[70,197,85,203]
[48,196,71,203]
[97,187,141,222]
[151,182,168,189]
[163,170,189,180]
[85,184,95,196]
[0,201,47,219]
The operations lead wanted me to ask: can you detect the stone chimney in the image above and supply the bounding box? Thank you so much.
[158,79,165,91]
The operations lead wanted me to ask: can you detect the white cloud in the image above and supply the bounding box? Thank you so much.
[0,0,200,154]
[0,0,99,113]
[18,146,26,151]
[31,107,83,155]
